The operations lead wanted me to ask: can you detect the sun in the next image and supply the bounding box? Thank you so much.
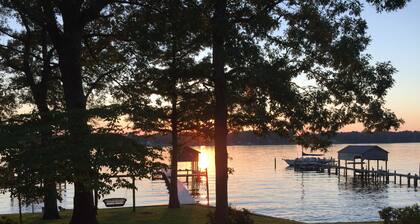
[198,151,209,169]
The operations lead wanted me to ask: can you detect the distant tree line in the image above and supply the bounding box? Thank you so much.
[137,131,420,146]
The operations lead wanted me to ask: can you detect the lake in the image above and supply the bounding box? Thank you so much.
[0,143,419,223]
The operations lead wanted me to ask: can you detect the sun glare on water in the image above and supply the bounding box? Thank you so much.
[198,149,209,169]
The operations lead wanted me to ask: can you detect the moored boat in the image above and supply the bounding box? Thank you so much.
[283,147,333,170]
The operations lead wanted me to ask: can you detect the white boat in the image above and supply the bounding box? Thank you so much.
[283,148,333,168]
[284,157,332,167]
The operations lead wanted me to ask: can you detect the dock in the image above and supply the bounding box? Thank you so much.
[161,169,196,204]
[282,145,419,189]
[325,164,419,188]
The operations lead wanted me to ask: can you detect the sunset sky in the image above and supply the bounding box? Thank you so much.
[343,1,420,131]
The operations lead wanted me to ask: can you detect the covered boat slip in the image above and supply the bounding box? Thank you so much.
[337,145,389,172]
[332,145,419,188]
[281,144,419,188]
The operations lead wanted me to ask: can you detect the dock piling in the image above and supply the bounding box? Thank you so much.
[394,170,397,184]
[408,173,411,187]
[274,157,277,170]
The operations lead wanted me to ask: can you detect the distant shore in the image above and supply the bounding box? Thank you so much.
[137,131,420,146]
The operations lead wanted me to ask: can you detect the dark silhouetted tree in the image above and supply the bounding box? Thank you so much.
[207,0,409,223]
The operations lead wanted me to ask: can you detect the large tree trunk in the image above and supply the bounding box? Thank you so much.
[57,21,97,224]
[169,94,181,208]
[42,182,60,219]
[38,106,60,220]
[213,0,228,223]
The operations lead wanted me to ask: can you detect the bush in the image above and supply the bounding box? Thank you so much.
[208,206,254,224]
[0,217,16,224]
[379,204,420,224]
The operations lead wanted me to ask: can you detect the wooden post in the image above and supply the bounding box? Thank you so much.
[345,160,348,182]
[408,173,411,187]
[371,168,374,181]
[381,166,384,183]
[353,158,356,177]
[386,169,390,184]
[337,159,340,175]
[394,170,397,184]
[274,157,276,170]
[132,176,136,212]
[414,174,418,188]
[400,174,402,185]
[186,169,189,185]
[372,168,376,182]
[361,159,364,180]
[205,168,209,206]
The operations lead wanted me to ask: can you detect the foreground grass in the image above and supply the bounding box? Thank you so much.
[2,205,302,224]
[2,205,383,224]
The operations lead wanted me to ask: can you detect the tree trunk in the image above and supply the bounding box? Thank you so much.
[213,1,228,224]
[42,182,60,219]
[22,27,60,219]
[56,23,97,224]
[70,182,97,224]
[169,94,181,208]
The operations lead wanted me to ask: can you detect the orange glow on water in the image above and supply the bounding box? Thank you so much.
[198,146,212,169]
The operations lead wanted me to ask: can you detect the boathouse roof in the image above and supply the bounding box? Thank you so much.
[178,146,200,162]
[338,145,388,161]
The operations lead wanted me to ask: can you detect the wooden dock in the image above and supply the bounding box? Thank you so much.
[323,162,419,188]
[280,145,419,191]
[160,168,210,205]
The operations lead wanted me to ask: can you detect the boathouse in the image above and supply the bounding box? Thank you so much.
[178,146,200,172]
[338,145,389,174]
[338,145,388,161]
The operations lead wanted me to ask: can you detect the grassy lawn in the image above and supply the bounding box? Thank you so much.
[2,205,301,224]
[1,205,382,224]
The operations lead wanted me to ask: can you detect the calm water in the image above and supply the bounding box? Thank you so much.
[0,143,419,223]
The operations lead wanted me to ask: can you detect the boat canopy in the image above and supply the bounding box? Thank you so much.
[338,145,388,161]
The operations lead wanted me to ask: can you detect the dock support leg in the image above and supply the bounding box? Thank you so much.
[414,174,418,189]
[274,157,277,170]
[407,173,411,187]
[394,170,397,184]
[205,168,209,206]
[353,158,356,178]
[337,159,340,175]
[345,160,348,182]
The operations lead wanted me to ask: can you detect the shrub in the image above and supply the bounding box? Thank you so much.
[0,216,16,224]
[208,206,254,224]
[379,204,420,224]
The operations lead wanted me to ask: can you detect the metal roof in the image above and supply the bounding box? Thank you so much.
[338,145,388,161]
